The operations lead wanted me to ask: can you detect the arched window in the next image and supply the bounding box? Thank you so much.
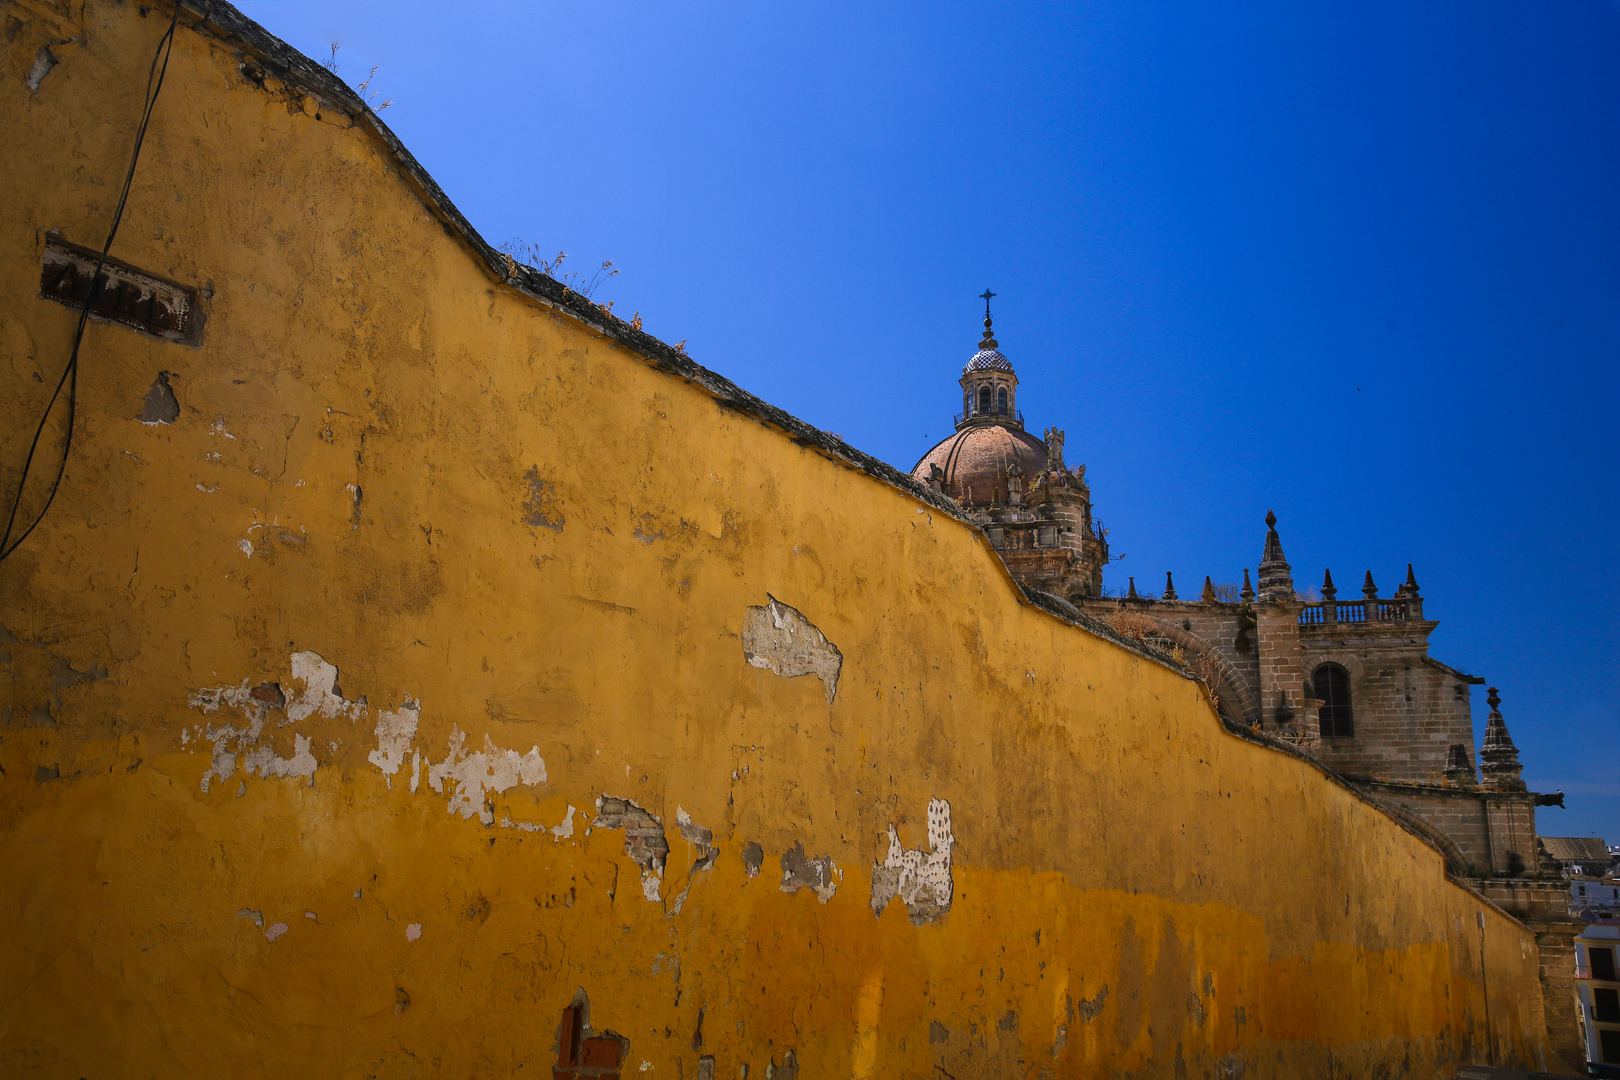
[964,390,973,415]
[1314,663,1353,737]
[997,387,1008,415]
[978,385,991,413]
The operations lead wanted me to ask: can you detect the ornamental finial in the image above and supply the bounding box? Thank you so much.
[978,289,999,350]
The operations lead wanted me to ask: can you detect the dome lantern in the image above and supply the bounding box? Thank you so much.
[958,290,1019,429]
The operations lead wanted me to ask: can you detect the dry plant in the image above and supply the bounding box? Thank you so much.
[1271,721,1321,750]
[323,45,392,110]
[1101,610,1165,648]
[1103,611,1229,693]
[498,240,619,300]
[354,66,392,111]
[1202,581,1242,602]
[1190,650,1221,688]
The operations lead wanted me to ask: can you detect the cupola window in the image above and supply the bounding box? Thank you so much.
[1314,663,1354,737]
[978,385,991,414]
[997,387,1008,415]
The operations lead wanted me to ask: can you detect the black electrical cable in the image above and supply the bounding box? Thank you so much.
[0,0,183,564]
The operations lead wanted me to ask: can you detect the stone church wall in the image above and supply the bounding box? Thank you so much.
[0,2,1559,1075]
[1304,638,1478,783]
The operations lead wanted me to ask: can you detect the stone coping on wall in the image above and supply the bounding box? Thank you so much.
[169,0,1528,930]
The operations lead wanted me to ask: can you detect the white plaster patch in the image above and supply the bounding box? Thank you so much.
[189,682,255,715]
[741,595,842,704]
[367,696,420,786]
[410,750,421,794]
[406,923,422,941]
[552,804,576,840]
[265,922,288,942]
[870,797,954,924]
[426,725,547,824]
[501,817,544,832]
[188,651,365,793]
[197,712,262,793]
[242,733,318,784]
[237,538,253,557]
[237,908,263,927]
[287,651,367,725]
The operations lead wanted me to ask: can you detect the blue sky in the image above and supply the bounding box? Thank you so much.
[242,0,1619,840]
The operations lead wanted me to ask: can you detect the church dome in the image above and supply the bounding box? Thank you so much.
[964,348,1013,373]
[910,423,1050,506]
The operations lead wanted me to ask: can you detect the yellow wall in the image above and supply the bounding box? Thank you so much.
[0,3,1549,1075]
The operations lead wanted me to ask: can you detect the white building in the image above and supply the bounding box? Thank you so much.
[1575,921,1620,1076]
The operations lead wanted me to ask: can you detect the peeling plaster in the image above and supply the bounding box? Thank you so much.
[286,651,366,725]
[870,797,953,924]
[189,651,364,792]
[367,696,420,785]
[764,1050,799,1080]
[25,46,58,92]
[667,807,720,916]
[521,466,564,532]
[187,656,548,842]
[426,726,547,824]
[780,841,839,903]
[405,923,421,941]
[741,841,764,879]
[243,734,317,783]
[552,804,577,839]
[136,372,180,424]
[676,807,717,866]
[594,795,669,902]
[741,596,841,704]
[498,805,575,837]
[264,922,288,942]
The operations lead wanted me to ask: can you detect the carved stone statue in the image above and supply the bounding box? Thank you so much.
[1044,427,1065,469]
